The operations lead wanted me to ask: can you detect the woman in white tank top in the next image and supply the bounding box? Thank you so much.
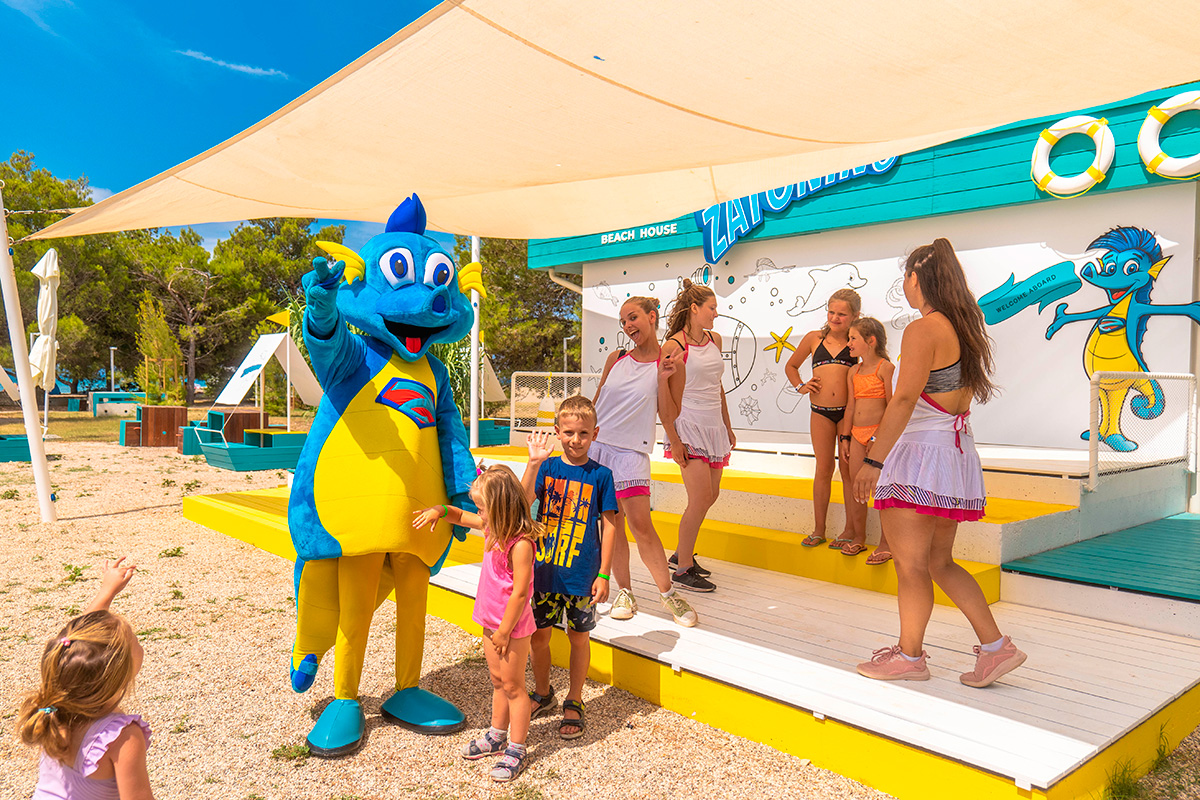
[659,280,735,592]
[591,298,698,628]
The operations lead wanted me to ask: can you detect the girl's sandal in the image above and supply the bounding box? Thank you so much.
[490,745,528,782]
[801,533,827,547]
[462,730,507,760]
[529,687,558,720]
[866,549,893,566]
[828,537,853,550]
[559,699,586,740]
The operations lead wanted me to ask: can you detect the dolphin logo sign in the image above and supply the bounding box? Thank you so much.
[376,378,436,428]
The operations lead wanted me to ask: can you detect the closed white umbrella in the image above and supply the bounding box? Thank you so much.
[28,249,60,432]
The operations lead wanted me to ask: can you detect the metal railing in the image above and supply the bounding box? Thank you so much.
[508,371,602,431]
[1086,371,1196,491]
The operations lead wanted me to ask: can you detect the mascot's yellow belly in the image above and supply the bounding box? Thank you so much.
[313,355,450,564]
[1084,296,1139,374]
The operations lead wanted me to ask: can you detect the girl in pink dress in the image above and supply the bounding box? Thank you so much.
[414,464,539,782]
[19,557,152,800]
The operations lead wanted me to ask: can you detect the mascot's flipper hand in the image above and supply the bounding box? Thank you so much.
[303,257,345,338]
[1045,303,1069,340]
[458,261,486,299]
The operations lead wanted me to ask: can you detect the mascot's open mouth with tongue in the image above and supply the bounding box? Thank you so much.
[384,320,449,356]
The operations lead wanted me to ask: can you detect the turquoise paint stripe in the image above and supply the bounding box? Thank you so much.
[530,81,1200,270]
[1004,514,1200,600]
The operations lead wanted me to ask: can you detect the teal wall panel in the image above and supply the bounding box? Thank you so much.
[529,82,1200,271]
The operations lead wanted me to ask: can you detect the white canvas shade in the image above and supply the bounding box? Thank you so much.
[28,0,1200,242]
[214,332,322,409]
[27,248,59,392]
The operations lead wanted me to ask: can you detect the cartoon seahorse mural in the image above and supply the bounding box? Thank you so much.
[1045,226,1200,451]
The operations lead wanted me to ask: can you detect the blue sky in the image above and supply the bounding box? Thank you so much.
[1,0,456,251]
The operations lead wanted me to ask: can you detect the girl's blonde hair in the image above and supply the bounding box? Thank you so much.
[622,296,661,332]
[19,611,139,762]
[665,279,716,339]
[850,316,890,360]
[820,288,862,336]
[475,464,542,552]
[905,238,998,403]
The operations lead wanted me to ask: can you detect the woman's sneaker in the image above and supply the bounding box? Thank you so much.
[610,588,637,620]
[960,637,1027,688]
[661,593,698,627]
[669,552,711,577]
[857,645,930,681]
[672,565,716,592]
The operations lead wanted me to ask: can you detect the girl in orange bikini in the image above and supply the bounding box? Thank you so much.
[838,317,895,562]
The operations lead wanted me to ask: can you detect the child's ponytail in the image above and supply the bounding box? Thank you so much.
[19,611,139,762]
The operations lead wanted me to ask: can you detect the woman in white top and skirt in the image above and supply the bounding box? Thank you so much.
[591,297,698,627]
[852,238,1026,687]
[659,280,735,592]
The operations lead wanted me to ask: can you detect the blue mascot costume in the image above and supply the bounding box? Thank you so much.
[287,194,484,756]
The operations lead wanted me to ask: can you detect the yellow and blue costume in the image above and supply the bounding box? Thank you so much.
[288,194,485,756]
[1047,226,1200,451]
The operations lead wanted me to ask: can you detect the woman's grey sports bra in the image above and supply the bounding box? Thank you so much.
[924,360,963,393]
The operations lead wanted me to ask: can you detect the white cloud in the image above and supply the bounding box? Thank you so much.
[175,49,288,79]
[1,0,73,35]
[88,186,113,203]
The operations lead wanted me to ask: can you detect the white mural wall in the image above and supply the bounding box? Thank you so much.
[581,182,1198,450]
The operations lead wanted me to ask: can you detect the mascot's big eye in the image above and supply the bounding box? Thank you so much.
[424,252,455,288]
[379,248,415,287]
[1123,259,1141,275]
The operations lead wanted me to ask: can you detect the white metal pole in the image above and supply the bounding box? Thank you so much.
[259,369,265,429]
[469,235,481,449]
[0,185,56,522]
[285,339,292,432]
[109,347,116,391]
[43,387,49,435]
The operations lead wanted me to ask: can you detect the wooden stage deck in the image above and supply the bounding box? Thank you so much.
[1005,513,1200,602]
[183,486,1200,800]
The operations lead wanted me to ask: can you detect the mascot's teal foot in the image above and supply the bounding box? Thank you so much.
[381,687,466,735]
[307,699,365,758]
[1102,433,1139,452]
[291,654,319,693]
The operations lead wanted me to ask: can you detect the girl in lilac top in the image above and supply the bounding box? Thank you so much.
[414,464,540,783]
[19,558,153,800]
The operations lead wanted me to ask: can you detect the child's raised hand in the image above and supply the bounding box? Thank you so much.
[412,506,444,532]
[591,576,610,605]
[526,430,555,462]
[100,557,136,598]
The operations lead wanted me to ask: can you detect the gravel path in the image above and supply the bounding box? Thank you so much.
[0,442,892,800]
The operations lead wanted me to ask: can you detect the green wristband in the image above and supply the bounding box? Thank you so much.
[440,504,449,517]
[597,572,610,581]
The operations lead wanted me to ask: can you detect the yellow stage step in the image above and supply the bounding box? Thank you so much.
[649,510,999,606]
[472,446,1076,523]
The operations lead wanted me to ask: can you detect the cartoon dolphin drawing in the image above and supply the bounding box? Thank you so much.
[786,263,868,316]
[594,281,620,306]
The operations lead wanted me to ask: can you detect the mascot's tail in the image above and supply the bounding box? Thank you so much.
[1130,378,1165,420]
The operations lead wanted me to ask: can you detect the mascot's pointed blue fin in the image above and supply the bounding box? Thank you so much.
[386,194,427,235]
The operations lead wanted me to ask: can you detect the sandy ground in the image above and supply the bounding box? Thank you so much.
[0,442,890,800]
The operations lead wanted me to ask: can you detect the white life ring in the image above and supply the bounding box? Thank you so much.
[1137,90,1200,180]
[1030,115,1115,198]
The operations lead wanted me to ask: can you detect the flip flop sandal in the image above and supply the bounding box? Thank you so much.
[828,538,853,550]
[841,543,868,556]
[801,533,827,547]
[529,687,558,720]
[866,550,893,566]
[559,699,586,740]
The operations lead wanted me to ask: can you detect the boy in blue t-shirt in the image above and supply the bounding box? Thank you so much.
[521,395,617,741]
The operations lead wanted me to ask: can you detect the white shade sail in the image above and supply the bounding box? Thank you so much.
[29,0,1200,242]
[27,249,59,392]
[215,332,323,407]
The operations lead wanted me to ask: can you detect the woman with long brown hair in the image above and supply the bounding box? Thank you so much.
[852,239,1026,687]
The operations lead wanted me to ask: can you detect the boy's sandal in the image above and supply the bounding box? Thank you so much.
[841,543,868,556]
[489,745,528,782]
[801,533,827,547]
[529,687,558,720]
[828,537,853,550]
[866,549,893,566]
[559,699,586,740]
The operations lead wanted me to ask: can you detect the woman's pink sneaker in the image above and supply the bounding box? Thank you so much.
[960,636,1027,687]
[857,645,930,681]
